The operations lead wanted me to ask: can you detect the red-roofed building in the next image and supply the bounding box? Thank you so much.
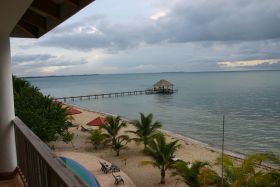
[0,1,94,186]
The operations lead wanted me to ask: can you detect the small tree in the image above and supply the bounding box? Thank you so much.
[100,116,127,145]
[140,133,181,184]
[62,131,75,147]
[128,113,162,150]
[112,135,130,156]
[89,129,110,149]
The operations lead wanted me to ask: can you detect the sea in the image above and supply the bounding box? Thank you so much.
[26,71,280,156]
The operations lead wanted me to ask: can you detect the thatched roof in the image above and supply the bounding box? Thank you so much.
[153,79,173,87]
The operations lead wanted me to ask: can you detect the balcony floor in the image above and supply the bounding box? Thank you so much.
[0,173,25,187]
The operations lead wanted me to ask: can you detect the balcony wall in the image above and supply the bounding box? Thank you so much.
[12,117,86,187]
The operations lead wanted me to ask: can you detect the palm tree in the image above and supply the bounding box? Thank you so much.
[140,133,181,184]
[128,113,162,149]
[89,129,110,149]
[215,152,280,187]
[172,161,220,187]
[100,116,127,145]
[112,135,130,156]
[62,131,75,147]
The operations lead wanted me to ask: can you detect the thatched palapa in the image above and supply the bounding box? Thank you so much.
[153,79,174,90]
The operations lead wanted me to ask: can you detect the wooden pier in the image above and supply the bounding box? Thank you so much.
[54,89,177,102]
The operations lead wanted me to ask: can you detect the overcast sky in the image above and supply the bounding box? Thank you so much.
[11,0,280,77]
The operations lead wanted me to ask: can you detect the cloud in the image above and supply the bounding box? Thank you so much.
[158,0,280,42]
[37,0,280,52]
[10,0,280,76]
[39,66,65,74]
[11,53,88,76]
[218,59,280,68]
[149,11,167,20]
[12,54,55,64]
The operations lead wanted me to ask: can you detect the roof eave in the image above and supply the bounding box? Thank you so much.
[10,0,95,38]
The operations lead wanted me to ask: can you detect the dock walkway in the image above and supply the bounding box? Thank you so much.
[55,89,177,102]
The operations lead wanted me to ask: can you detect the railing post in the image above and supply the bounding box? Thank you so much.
[13,118,86,187]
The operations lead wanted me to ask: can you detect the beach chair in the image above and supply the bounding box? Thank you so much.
[99,161,106,172]
[112,172,124,185]
[99,161,111,174]
[81,125,90,132]
[110,164,120,172]
[66,121,78,127]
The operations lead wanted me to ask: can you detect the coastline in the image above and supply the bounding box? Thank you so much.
[66,102,246,160]
[55,103,276,186]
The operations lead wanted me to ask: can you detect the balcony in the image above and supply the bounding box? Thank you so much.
[0,117,86,187]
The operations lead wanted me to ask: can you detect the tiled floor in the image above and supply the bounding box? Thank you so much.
[0,173,25,187]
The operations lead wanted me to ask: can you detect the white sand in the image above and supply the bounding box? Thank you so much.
[53,105,230,187]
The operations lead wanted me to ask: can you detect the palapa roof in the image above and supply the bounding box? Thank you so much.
[153,79,174,87]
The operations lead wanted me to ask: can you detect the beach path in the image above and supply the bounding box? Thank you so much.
[56,151,137,187]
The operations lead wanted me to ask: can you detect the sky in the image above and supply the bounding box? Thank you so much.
[11,0,280,77]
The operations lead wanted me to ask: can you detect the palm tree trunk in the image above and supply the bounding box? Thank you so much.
[70,141,74,148]
[112,137,116,145]
[160,168,165,184]
[116,150,120,156]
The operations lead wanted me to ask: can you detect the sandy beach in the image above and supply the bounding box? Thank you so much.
[53,104,228,187]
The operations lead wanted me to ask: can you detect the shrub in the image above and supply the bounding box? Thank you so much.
[13,76,69,142]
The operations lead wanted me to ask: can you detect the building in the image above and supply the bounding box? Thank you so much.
[0,1,94,186]
[153,79,176,94]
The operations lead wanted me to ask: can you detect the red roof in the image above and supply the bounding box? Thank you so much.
[67,107,82,115]
[86,117,106,126]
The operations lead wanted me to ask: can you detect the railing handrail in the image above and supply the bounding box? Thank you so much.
[13,117,86,187]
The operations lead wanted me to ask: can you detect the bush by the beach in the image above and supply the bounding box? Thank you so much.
[13,76,69,142]
[171,152,280,187]
[214,152,280,187]
[172,161,220,187]
[112,135,130,156]
[62,131,75,147]
[89,129,110,149]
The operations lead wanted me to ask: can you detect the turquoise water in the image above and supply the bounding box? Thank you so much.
[27,71,280,155]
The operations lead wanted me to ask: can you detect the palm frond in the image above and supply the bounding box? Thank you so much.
[139,160,160,168]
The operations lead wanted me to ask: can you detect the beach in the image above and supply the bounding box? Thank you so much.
[52,105,230,187]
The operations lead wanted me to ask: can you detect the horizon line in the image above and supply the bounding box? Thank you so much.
[20,69,280,79]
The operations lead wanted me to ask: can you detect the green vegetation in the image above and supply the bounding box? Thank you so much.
[112,135,130,156]
[128,113,162,150]
[13,76,70,142]
[100,116,127,145]
[172,161,220,187]
[171,152,280,187]
[62,131,74,147]
[215,152,280,187]
[89,129,110,149]
[140,133,181,184]
[100,116,128,156]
